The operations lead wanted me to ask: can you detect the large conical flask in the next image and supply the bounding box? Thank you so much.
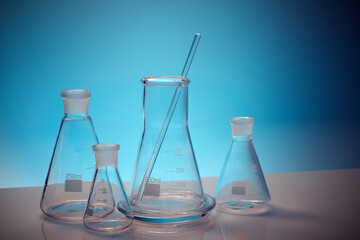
[214,117,270,214]
[40,89,99,222]
[84,144,133,232]
[130,76,215,222]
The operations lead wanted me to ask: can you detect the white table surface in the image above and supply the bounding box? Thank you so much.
[1,169,359,240]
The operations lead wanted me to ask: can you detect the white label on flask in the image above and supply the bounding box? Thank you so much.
[232,186,246,195]
[65,173,82,192]
[144,183,160,197]
[65,180,82,192]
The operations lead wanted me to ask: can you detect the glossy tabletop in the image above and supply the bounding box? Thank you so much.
[0,169,359,240]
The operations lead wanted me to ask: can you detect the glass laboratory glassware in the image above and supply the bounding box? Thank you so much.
[214,117,270,214]
[84,144,133,232]
[40,89,99,222]
[129,76,215,222]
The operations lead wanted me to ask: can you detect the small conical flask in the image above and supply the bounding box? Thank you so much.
[84,144,133,232]
[214,117,270,214]
[40,89,99,222]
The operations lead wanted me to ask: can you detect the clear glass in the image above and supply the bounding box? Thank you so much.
[130,76,215,222]
[40,89,99,222]
[84,144,133,232]
[214,117,270,214]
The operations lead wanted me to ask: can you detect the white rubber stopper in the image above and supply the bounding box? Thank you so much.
[93,144,120,168]
[230,117,255,137]
[61,89,91,114]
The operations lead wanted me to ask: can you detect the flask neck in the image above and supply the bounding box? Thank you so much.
[63,98,89,115]
[61,89,91,115]
[230,117,254,137]
[93,144,120,169]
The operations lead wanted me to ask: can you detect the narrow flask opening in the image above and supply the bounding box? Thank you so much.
[61,89,91,114]
[230,117,254,137]
[93,144,120,168]
[61,89,91,99]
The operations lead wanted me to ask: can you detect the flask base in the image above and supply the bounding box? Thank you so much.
[41,201,87,222]
[127,194,215,223]
[132,214,216,238]
[84,218,133,232]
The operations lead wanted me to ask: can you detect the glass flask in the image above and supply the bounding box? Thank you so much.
[214,117,270,214]
[40,89,99,222]
[84,144,133,232]
[130,76,215,222]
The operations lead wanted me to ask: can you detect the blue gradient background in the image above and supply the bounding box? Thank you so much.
[1,0,359,188]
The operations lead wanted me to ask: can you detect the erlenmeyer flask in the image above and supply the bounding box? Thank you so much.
[40,89,99,222]
[84,144,133,232]
[130,76,215,222]
[214,117,270,214]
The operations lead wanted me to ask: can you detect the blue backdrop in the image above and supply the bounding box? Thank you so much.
[1,0,359,188]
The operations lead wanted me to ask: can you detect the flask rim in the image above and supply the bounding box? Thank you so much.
[230,117,255,124]
[141,76,190,87]
[61,89,91,99]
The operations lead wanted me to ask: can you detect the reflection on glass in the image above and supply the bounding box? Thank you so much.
[41,217,85,240]
[214,208,271,240]
[130,214,216,239]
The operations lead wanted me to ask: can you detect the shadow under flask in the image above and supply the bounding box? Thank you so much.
[84,144,133,232]
[40,89,99,222]
[129,76,215,222]
[214,117,270,214]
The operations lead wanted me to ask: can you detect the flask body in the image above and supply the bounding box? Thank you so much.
[41,114,99,222]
